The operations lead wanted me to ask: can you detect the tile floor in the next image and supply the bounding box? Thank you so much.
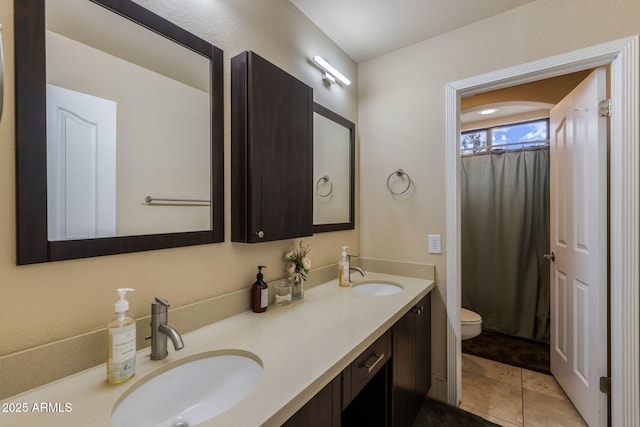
[460,353,587,426]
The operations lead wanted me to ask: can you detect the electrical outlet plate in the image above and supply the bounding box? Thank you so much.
[428,235,441,254]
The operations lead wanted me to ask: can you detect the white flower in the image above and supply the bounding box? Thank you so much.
[286,262,296,275]
[283,240,311,277]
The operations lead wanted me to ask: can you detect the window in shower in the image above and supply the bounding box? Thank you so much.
[461,118,549,155]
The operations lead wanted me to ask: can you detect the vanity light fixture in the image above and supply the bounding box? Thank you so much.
[323,72,336,85]
[312,55,350,86]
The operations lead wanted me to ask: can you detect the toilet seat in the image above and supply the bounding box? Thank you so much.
[461,308,482,325]
[461,308,482,340]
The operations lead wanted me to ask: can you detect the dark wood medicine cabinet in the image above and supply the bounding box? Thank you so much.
[14,0,224,264]
[231,50,314,243]
[231,51,356,243]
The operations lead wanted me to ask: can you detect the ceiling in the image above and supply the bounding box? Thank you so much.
[289,0,537,63]
[460,101,554,124]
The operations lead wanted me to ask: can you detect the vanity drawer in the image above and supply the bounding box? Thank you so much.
[343,331,391,407]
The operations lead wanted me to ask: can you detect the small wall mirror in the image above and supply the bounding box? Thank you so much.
[14,0,224,264]
[313,103,355,232]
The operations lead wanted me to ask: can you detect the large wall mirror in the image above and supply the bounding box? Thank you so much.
[14,0,224,264]
[313,103,355,233]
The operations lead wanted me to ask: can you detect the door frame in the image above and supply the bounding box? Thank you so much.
[445,36,639,425]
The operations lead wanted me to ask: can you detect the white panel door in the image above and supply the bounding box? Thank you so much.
[549,68,607,426]
[46,84,117,241]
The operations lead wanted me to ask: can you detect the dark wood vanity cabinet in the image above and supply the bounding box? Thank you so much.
[283,332,391,427]
[283,294,432,427]
[342,332,391,427]
[392,293,432,426]
[231,51,314,243]
[282,377,342,427]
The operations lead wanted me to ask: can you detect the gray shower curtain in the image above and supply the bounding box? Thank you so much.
[461,148,550,342]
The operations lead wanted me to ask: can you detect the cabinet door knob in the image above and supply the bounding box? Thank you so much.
[256,230,265,239]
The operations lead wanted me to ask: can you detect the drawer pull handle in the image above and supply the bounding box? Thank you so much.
[360,352,385,373]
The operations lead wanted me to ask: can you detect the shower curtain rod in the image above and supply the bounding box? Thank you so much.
[461,139,549,157]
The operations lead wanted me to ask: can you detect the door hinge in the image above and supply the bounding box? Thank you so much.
[599,376,611,394]
[599,99,611,117]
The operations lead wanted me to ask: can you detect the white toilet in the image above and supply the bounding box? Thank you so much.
[461,308,482,340]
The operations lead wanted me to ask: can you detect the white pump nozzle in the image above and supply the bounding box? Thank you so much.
[341,246,348,258]
[115,288,135,313]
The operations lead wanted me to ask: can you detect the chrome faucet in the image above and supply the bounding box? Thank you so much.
[347,254,366,283]
[146,297,184,360]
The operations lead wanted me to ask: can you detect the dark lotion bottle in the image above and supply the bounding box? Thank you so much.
[251,265,268,313]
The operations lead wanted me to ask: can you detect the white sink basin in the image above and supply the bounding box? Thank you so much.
[352,281,404,296]
[112,351,263,427]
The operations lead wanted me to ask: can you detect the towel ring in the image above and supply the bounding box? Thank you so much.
[316,175,333,197]
[386,169,412,196]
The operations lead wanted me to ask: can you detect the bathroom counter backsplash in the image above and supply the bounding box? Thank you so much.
[0,272,435,427]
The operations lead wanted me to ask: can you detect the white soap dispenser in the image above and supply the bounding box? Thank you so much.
[339,246,350,287]
[107,288,136,384]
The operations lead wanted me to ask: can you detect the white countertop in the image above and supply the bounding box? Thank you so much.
[1,272,434,427]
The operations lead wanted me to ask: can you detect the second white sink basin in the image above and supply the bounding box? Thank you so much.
[352,281,404,296]
[112,350,263,427]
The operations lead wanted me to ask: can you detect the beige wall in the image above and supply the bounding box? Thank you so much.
[358,0,640,393]
[0,0,357,362]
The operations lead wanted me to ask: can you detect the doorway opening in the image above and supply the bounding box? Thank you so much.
[445,36,639,427]
[458,69,603,426]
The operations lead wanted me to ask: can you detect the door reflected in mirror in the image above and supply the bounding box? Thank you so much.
[313,103,355,232]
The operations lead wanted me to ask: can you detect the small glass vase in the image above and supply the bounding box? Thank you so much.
[291,276,305,300]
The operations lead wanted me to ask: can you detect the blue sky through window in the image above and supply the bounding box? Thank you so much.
[492,119,548,146]
[461,119,549,153]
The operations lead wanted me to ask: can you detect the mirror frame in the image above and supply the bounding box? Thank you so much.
[312,102,355,233]
[14,0,224,265]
